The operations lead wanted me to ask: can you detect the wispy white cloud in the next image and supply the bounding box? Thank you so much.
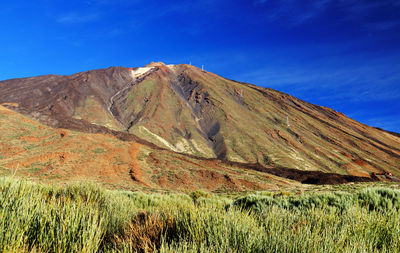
[255,0,400,29]
[348,112,400,132]
[253,0,332,25]
[234,56,400,132]
[233,52,400,104]
[363,20,400,31]
[76,0,220,37]
[56,12,101,25]
[254,0,267,4]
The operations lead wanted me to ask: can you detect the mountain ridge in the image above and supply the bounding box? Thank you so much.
[1,62,399,179]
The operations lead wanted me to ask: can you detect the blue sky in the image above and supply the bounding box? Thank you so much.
[1,0,399,132]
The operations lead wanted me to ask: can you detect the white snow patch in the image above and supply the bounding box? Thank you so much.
[166,64,177,73]
[130,67,154,78]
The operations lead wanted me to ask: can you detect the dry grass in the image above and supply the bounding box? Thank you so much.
[0,176,399,252]
[114,212,175,252]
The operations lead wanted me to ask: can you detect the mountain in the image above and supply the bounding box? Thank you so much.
[0,105,298,191]
[2,104,374,191]
[1,62,399,181]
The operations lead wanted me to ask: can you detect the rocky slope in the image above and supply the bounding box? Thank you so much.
[0,105,377,190]
[1,62,399,178]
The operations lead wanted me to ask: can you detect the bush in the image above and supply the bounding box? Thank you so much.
[230,194,283,212]
[114,212,175,252]
[0,178,104,252]
[288,192,353,212]
[0,177,399,252]
[189,190,210,203]
[357,187,400,211]
[230,191,353,213]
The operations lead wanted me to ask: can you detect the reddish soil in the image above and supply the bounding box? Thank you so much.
[1,102,19,107]
[18,136,41,142]
[194,170,240,191]
[341,163,371,177]
[128,143,150,187]
[341,152,353,158]
[353,158,368,166]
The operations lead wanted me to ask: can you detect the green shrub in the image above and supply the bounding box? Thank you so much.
[189,190,210,203]
[231,191,353,213]
[230,194,283,212]
[0,177,399,252]
[357,187,400,211]
[0,178,103,252]
[288,192,353,212]
[92,147,107,154]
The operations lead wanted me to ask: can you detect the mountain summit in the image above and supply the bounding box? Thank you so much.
[1,63,399,178]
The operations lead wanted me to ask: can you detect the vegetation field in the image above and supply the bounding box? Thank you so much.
[0,177,399,252]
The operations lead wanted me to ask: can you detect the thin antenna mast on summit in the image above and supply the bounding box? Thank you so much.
[202,65,204,71]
